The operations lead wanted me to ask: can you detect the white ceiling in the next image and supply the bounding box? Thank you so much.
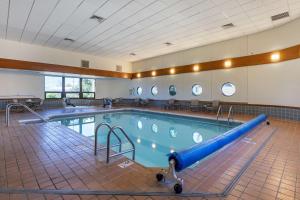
[1,0,300,62]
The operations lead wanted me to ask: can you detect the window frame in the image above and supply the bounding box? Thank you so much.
[137,87,143,96]
[221,82,236,97]
[192,84,203,96]
[151,85,158,96]
[169,85,176,96]
[44,76,95,99]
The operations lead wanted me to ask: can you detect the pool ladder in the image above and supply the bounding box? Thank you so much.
[216,105,234,123]
[94,123,135,163]
[5,103,48,126]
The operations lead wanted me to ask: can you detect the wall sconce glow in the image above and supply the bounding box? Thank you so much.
[170,68,175,74]
[193,64,200,71]
[151,143,156,149]
[137,120,143,130]
[123,74,128,78]
[136,73,141,78]
[271,53,280,62]
[224,60,232,68]
[137,138,141,143]
[151,71,156,76]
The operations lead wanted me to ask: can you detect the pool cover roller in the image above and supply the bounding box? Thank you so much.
[169,114,268,172]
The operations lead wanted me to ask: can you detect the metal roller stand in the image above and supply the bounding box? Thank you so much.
[156,159,184,194]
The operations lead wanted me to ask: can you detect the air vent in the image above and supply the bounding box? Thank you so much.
[90,15,105,23]
[271,12,289,21]
[222,23,235,29]
[116,65,122,72]
[130,53,136,56]
[64,38,75,42]
[164,42,173,46]
[81,60,90,68]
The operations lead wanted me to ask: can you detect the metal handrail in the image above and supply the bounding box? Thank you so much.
[227,105,233,123]
[216,105,223,120]
[5,103,47,126]
[94,123,122,155]
[106,126,135,163]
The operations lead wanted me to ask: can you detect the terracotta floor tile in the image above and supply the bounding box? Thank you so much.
[1,107,300,200]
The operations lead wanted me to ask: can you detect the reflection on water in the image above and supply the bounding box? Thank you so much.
[152,123,158,133]
[193,132,203,143]
[56,111,239,167]
[137,120,143,130]
[60,117,95,138]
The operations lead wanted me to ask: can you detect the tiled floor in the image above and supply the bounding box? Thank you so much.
[0,107,299,200]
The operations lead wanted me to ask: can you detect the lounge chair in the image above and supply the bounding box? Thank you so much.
[190,100,200,112]
[63,98,76,107]
[164,99,175,110]
[204,100,220,112]
[134,98,140,107]
[140,99,149,107]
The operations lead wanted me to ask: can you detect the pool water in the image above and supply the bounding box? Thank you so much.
[54,110,240,168]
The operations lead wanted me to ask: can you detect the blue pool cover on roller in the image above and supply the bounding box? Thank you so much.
[169,114,268,172]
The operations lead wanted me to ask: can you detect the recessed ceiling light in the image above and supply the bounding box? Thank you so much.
[130,53,136,56]
[164,42,173,46]
[151,71,156,76]
[222,23,235,29]
[64,38,75,42]
[90,15,105,23]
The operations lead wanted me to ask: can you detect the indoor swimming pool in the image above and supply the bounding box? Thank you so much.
[53,110,241,167]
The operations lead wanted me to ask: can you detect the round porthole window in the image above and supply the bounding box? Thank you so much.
[221,82,236,97]
[151,85,158,96]
[137,87,143,95]
[192,84,203,96]
[169,85,176,96]
[193,132,203,143]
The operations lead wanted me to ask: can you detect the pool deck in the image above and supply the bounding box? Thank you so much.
[0,106,299,200]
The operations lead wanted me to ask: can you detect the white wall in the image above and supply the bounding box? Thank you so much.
[0,69,131,100]
[130,58,300,107]
[0,39,132,72]
[0,70,44,99]
[248,59,300,107]
[96,78,131,99]
[132,18,300,72]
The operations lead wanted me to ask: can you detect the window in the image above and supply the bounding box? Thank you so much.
[137,87,142,95]
[151,85,158,96]
[221,82,236,96]
[65,77,80,92]
[82,78,95,99]
[65,77,80,99]
[192,84,203,96]
[45,76,62,99]
[45,76,95,99]
[66,93,80,98]
[169,85,176,96]
[45,93,62,99]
